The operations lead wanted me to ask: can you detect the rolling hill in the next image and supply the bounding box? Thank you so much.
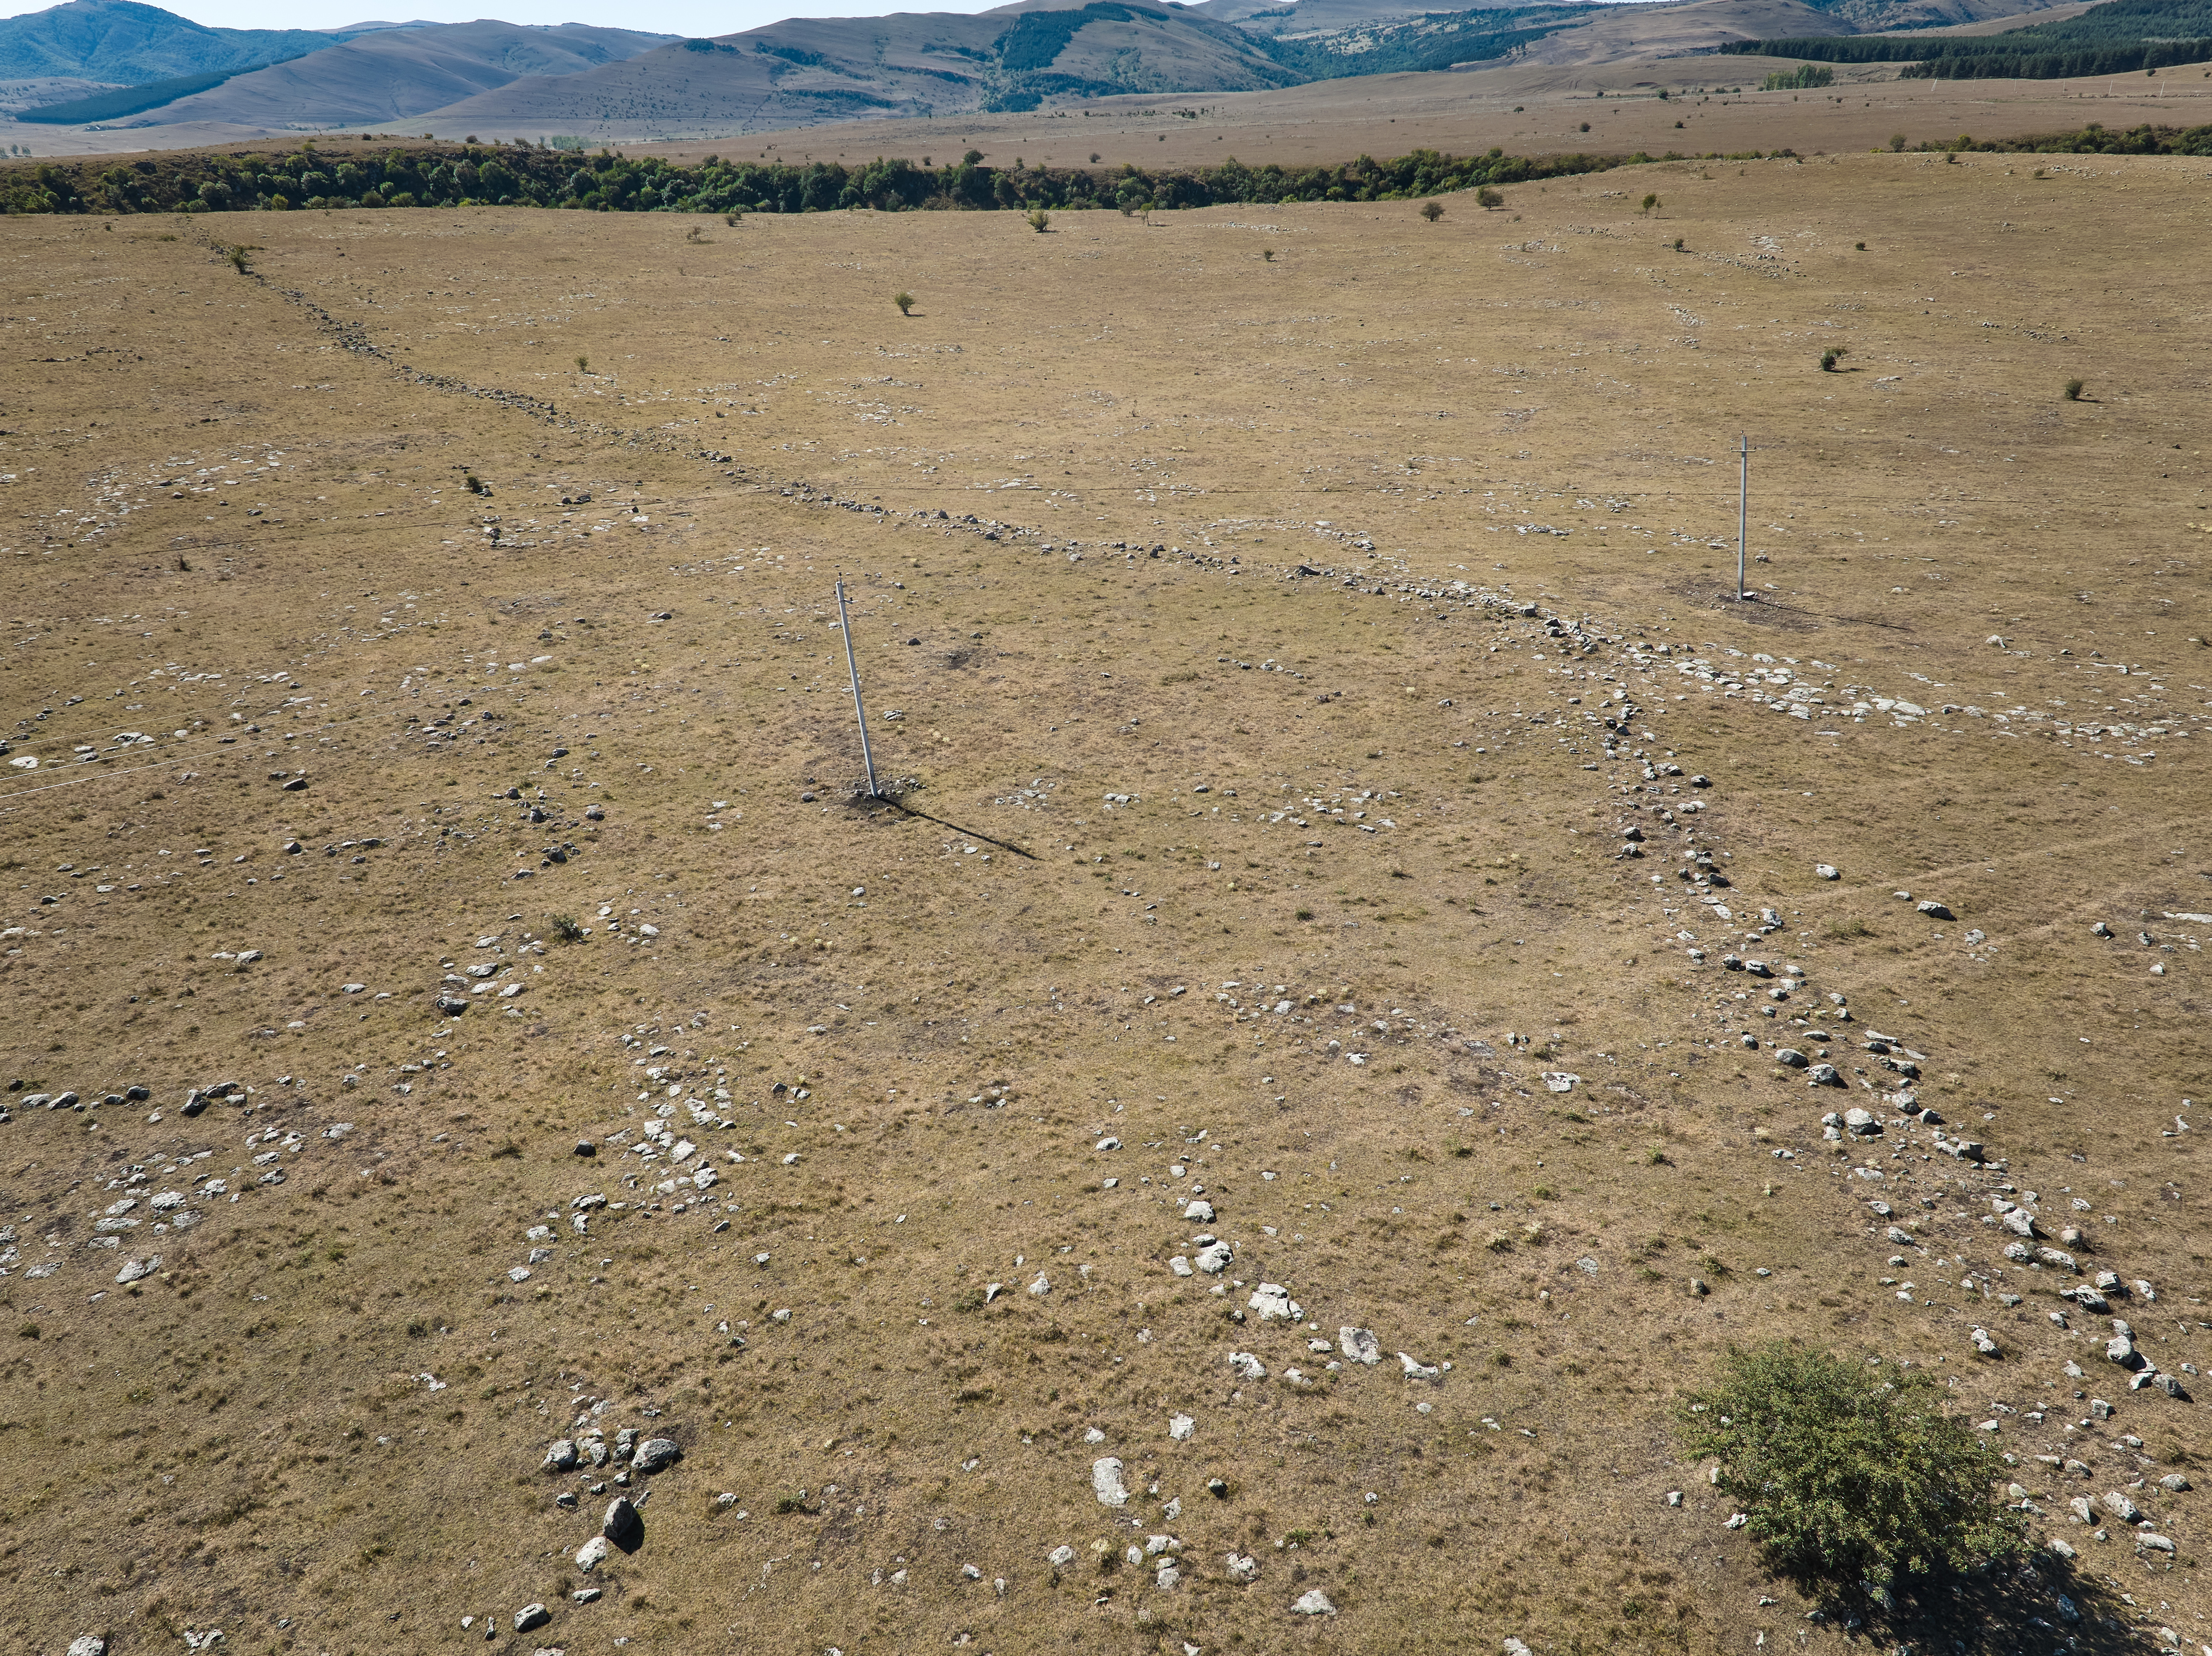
[0,0,357,81]
[411,0,1302,137]
[98,21,675,130]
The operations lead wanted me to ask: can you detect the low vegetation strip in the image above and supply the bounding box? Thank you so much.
[5,122,2207,219]
[1728,34,2212,75]
[0,142,1643,216]
[16,64,252,125]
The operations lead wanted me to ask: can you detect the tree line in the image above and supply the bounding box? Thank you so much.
[0,140,1646,217]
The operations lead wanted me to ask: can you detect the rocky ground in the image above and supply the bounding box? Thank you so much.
[2,149,2208,1654]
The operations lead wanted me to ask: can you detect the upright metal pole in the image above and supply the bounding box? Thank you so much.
[1737,435,1749,601]
[835,579,879,798]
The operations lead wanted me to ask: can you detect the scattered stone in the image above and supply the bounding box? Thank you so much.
[2101,1490,2142,1523]
[67,1640,105,1656]
[1814,864,1840,881]
[1338,1327,1382,1366]
[1195,1240,1233,1274]
[604,1496,642,1546]
[543,1439,579,1472]
[575,1536,611,1573]
[1229,1351,1266,1380]
[1183,1198,1214,1223]
[631,1437,680,1473]
[1971,1328,1999,1357]
[1775,1049,1808,1070]
[115,1255,159,1285]
[2138,1532,2176,1555]
[1248,1283,1299,1321]
[1398,1351,1440,1380]
[570,1588,600,1604]
[514,1605,551,1634]
[1291,1588,1336,1616]
[1505,1641,1534,1656]
[1169,1414,1195,1440]
[1917,900,1955,921]
[1092,1457,1128,1506]
[1225,1552,1260,1584]
[2161,1473,2192,1492]
[1028,1273,1051,1298]
[1049,1544,1076,1567]
[1807,1062,1842,1086]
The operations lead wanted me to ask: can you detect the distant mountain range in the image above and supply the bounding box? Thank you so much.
[23,20,675,126]
[0,0,361,81]
[1,0,2101,139]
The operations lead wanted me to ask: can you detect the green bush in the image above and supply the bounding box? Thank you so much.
[1677,1343,2023,1591]
[1763,63,1835,90]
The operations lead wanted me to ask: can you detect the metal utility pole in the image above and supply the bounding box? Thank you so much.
[1737,434,1750,601]
[835,579,879,799]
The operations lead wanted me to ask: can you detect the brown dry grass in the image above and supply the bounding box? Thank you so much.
[0,150,2206,1654]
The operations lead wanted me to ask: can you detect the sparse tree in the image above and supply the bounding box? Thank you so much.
[1641,193,1660,214]
[1419,200,1444,222]
[1476,186,1503,210]
[1677,1343,2023,1596]
[894,291,915,316]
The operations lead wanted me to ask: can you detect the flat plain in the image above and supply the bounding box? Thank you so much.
[1,141,2209,1655]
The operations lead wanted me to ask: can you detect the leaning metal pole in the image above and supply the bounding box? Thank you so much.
[835,579,879,798]
[1737,434,1750,601]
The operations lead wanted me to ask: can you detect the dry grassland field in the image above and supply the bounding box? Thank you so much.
[709,66,2212,177]
[2,144,2211,1656]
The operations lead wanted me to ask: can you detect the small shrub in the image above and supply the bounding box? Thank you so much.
[1419,200,1443,222]
[463,472,485,495]
[2063,378,2084,401]
[724,209,743,225]
[224,244,252,273]
[1026,208,1050,233]
[894,290,915,316]
[1677,1343,2024,1591]
[550,913,585,943]
[1889,133,1907,152]
[1295,907,1314,920]
[1262,248,1275,262]
[1855,241,1866,250]
[1820,346,1847,372]
[1579,121,1591,133]
[1672,237,1684,250]
[1089,151,1101,163]
[574,354,589,372]
[1475,186,1502,209]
